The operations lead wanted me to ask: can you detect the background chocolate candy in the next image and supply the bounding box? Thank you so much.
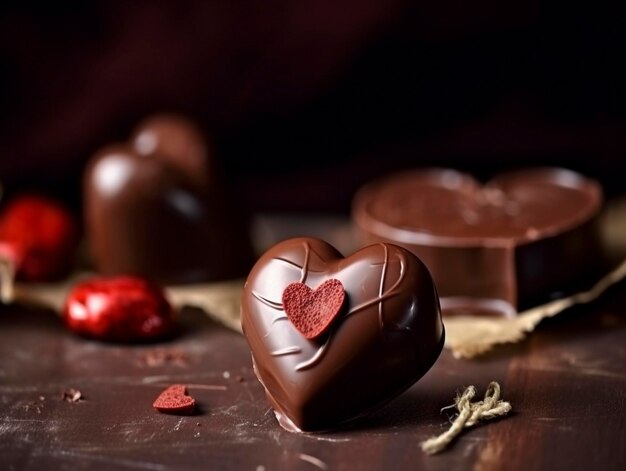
[352,167,604,315]
[241,237,444,432]
[84,114,254,284]
[131,115,210,187]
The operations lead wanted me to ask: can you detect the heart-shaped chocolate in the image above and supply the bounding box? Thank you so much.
[353,168,603,313]
[153,384,196,415]
[84,114,254,284]
[241,237,444,432]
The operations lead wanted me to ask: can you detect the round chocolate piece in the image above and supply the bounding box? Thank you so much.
[132,114,209,187]
[84,114,254,284]
[241,237,444,432]
[352,167,604,314]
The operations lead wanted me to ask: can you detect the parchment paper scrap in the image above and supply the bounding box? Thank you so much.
[11,257,626,359]
[167,257,626,358]
[9,195,626,359]
[12,274,245,334]
[166,280,244,332]
[440,195,626,359]
[443,257,626,358]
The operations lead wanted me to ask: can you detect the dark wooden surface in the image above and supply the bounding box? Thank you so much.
[1,218,626,470]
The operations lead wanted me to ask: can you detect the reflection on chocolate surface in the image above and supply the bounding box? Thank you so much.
[132,115,209,187]
[241,237,444,432]
[84,114,254,284]
[352,168,604,314]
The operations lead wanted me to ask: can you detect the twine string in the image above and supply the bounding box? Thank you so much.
[421,381,512,455]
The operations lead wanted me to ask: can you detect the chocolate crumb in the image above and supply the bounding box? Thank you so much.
[235,375,245,383]
[23,401,43,414]
[196,422,202,427]
[62,388,83,403]
[138,349,189,367]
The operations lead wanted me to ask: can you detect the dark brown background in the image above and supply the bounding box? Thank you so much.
[2,4,626,470]
[1,1,626,214]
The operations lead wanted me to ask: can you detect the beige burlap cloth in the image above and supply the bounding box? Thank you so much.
[10,197,626,359]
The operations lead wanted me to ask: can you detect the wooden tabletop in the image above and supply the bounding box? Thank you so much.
[1,216,626,471]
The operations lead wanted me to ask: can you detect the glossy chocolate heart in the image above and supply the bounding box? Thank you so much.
[84,114,254,284]
[241,237,445,432]
[353,167,604,313]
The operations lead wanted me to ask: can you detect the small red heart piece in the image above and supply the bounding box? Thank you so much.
[282,279,346,340]
[153,384,196,415]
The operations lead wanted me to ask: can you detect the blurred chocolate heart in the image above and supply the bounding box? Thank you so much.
[84,114,254,284]
[241,237,444,432]
[353,167,604,312]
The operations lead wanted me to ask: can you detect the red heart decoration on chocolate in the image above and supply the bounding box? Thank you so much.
[84,114,253,284]
[241,238,444,432]
[282,279,346,340]
[153,384,196,415]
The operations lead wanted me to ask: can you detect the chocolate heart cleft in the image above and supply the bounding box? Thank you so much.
[84,114,254,284]
[241,237,445,432]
